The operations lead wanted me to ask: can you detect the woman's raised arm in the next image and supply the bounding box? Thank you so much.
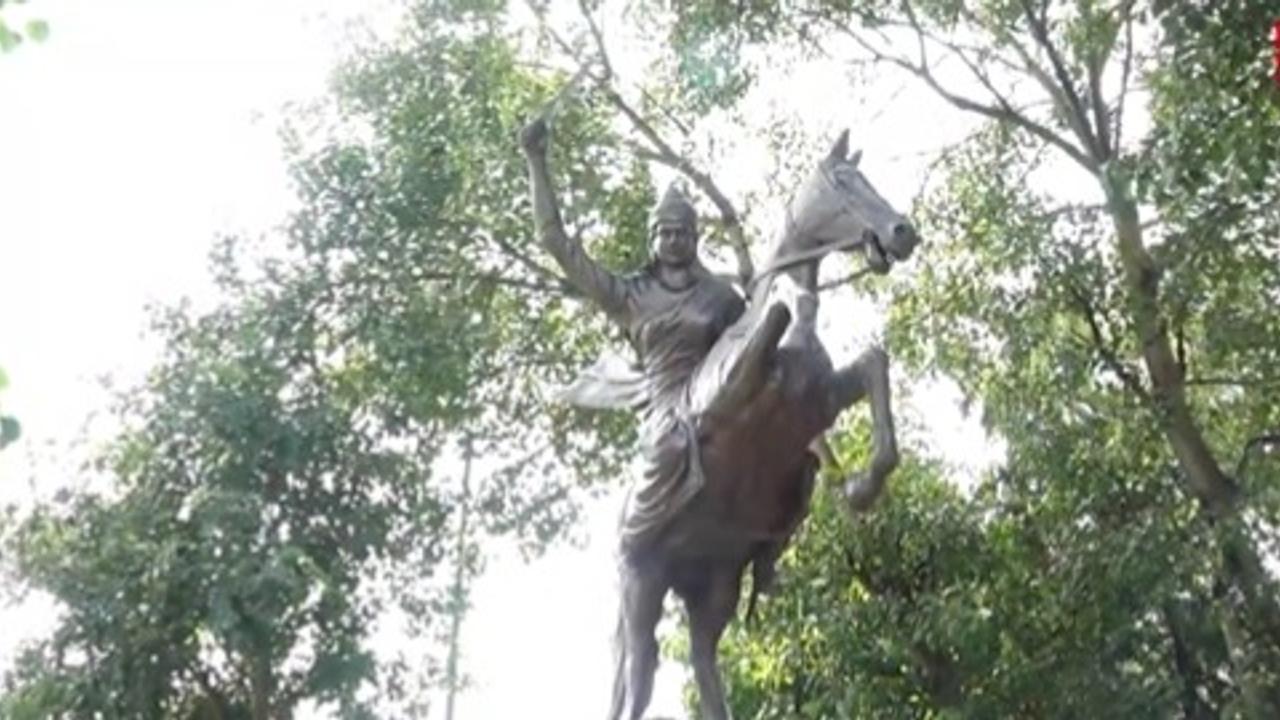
[520,118,631,323]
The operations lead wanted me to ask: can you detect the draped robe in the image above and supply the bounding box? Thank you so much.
[548,236,745,554]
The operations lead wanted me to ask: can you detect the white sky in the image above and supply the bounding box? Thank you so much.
[0,1,1005,718]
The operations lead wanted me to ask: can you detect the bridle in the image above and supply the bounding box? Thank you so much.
[745,163,872,295]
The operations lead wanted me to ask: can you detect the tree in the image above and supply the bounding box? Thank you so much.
[285,16,650,508]
[3,286,448,718]
[651,0,1280,716]
[2,2,660,715]
[7,0,1273,715]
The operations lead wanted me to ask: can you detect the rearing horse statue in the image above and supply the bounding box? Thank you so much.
[520,117,918,720]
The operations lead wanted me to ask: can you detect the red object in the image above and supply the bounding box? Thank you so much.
[1274,20,1280,85]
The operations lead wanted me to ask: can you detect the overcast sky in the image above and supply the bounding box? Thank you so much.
[0,2,1006,717]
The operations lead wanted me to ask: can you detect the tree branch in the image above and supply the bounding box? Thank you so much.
[1185,375,1280,388]
[878,7,1028,81]
[342,266,575,298]
[1162,602,1217,720]
[1085,49,1112,161]
[526,0,754,285]
[1114,9,1135,153]
[1084,1,1133,160]
[1107,180,1239,516]
[1038,202,1106,222]
[634,82,693,137]
[828,18,1097,173]
[482,229,576,289]
[575,0,612,80]
[1017,0,1102,159]
[522,0,600,80]
[1066,283,1149,399]
[601,86,754,284]
[1236,433,1280,483]
[953,2,1096,161]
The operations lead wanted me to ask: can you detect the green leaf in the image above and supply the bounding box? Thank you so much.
[0,21,21,53]
[25,19,48,43]
[0,416,20,448]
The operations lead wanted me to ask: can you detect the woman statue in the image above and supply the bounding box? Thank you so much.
[519,117,749,557]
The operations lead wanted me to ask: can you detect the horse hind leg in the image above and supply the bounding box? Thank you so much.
[607,610,626,720]
[827,345,899,513]
[609,562,666,720]
[683,564,743,720]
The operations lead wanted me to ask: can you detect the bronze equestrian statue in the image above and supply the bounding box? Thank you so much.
[520,116,918,720]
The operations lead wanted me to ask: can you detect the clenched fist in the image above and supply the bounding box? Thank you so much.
[519,117,550,156]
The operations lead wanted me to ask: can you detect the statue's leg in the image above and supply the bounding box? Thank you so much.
[684,565,742,720]
[616,561,666,720]
[700,303,791,425]
[827,345,899,513]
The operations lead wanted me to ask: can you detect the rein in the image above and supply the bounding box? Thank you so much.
[744,235,866,295]
[744,165,871,296]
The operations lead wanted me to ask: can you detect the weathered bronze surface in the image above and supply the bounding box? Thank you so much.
[521,117,918,720]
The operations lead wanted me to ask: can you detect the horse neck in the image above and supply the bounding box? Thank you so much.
[749,227,821,308]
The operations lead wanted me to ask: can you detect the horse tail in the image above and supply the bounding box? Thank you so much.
[606,597,626,720]
[745,558,766,627]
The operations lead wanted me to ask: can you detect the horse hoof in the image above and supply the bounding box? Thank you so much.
[842,472,885,513]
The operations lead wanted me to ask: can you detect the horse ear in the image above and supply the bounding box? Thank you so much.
[829,129,850,162]
[850,149,862,168]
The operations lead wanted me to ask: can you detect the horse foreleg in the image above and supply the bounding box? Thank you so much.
[684,566,742,720]
[700,303,791,427]
[827,345,899,513]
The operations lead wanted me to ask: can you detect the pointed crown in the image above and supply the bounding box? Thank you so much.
[651,183,698,232]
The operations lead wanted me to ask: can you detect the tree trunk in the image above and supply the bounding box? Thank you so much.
[444,439,475,720]
[1104,173,1239,515]
[910,642,963,708]
[1104,171,1280,716]
[249,655,275,720]
[1163,602,1216,720]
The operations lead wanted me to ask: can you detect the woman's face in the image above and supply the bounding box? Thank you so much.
[652,222,697,267]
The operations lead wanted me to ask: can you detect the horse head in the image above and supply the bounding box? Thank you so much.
[786,129,919,274]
